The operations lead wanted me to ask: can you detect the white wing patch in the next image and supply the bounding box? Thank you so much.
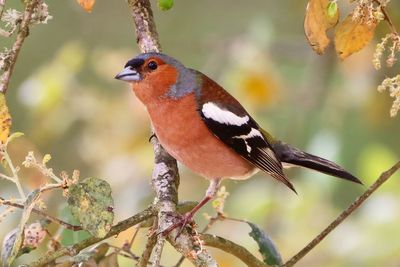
[202,102,249,126]
[233,128,264,153]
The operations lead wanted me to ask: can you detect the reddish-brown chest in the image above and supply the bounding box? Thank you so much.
[145,93,256,180]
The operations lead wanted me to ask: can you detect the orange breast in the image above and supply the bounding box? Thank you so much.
[145,93,257,180]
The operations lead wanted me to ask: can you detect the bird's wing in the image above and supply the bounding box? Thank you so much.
[194,72,295,192]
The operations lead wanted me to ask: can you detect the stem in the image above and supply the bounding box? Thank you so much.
[283,160,400,267]
[3,149,25,198]
[0,172,15,182]
[28,206,156,267]
[39,183,63,193]
[0,0,40,94]
[137,224,157,267]
[0,0,5,19]
[374,0,398,35]
[0,197,82,231]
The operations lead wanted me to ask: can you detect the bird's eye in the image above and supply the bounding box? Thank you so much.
[147,61,158,70]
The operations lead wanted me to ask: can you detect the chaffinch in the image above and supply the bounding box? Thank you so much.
[115,52,361,233]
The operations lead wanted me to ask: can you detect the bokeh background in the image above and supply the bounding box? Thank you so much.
[1,0,400,266]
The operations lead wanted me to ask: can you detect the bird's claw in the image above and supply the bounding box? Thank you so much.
[154,212,196,239]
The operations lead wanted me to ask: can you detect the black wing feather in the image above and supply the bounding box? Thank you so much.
[198,103,296,193]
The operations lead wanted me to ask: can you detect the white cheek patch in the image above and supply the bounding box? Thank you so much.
[233,128,264,153]
[202,102,249,126]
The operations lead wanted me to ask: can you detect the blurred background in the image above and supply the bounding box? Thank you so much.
[1,0,400,266]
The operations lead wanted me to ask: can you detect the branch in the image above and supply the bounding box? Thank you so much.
[374,0,398,35]
[0,197,82,231]
[283,160,400,267]
[28,206,155,267]
[137,222,157,267]
[0,0,6,23]
[201,234,268,267]
[0,0,40,94]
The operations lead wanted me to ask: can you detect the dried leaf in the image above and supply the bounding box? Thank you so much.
[304,0,339,54]
[67,177,114,238]
[0,94,11,144]
[158,0,174,11]
[247,222,282,266]
[335,14,377,60]
[76,0,95,13]
[1,190,40,267]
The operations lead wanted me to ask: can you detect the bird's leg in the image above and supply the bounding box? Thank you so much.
[161,178,221,237]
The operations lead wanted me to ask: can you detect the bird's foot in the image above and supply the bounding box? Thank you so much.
[157,211,196,239]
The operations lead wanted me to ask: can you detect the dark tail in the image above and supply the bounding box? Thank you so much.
[272,141,362,184]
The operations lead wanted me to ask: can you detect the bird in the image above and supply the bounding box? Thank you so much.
[115,52,362,234]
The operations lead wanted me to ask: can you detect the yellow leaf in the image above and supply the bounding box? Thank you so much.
[335,14,377,60]
[76,0,96,13]
[304,0,339,55]
[0,94,11,144]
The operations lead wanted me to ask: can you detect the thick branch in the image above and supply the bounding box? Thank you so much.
[0,0,40,94]
[283,160,400,267]
[126,0,216,265]
[128,0,161,52]
[28,206,155,267]
[201,234,267,267]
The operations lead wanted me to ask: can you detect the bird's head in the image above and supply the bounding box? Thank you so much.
[115,52,198,104]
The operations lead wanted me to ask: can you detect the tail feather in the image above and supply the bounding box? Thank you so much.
[272,141,362,184]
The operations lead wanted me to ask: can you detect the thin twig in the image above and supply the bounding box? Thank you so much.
[39,183,63,193]
[129,225,141,247]
[373,0,398,35]
[28,206,156,267]
[0,172,15,182]
[201,234,268,267]
[2,148,25,198]
[0,0,6,21]
[282,160,400,267]
[0,0,40,93]
[0,0,6,19]
[0,197,82,231]
[137,230,157,266]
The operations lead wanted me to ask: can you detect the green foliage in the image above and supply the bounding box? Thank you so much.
[158,0,174,11]
[247,222,282,266]
[67,177,114,238]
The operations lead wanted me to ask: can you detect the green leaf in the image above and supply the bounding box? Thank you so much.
[67,177,114,238]
[247,222,282,265]
[158,0,174,11]
[327,1,338,19]
[1,190,40,267]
